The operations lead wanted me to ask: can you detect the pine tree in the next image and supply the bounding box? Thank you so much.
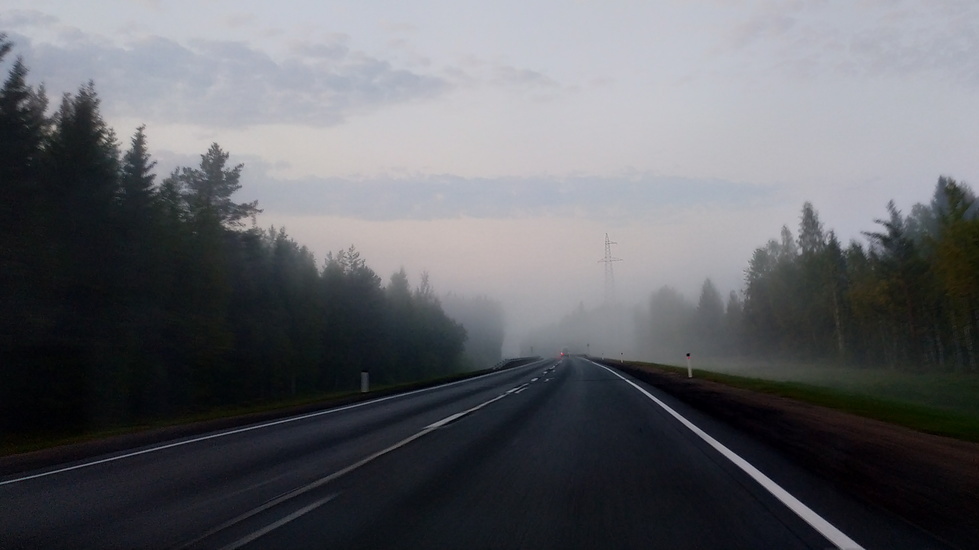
[119,125,157,214]
[179,143,260,229]
[0,45,51,311]
[798,202,826,257]
[0,56,49,193]
[796,203,835,359]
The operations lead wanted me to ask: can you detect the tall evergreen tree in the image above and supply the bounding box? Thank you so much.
[0,40,58,433]
[179,143,260,229]
[0,56,48,195]
[796,203,835,358]
[0,46,50,326]
[320,247,385,387]
[798,202,826,257]
[119,125,157,213]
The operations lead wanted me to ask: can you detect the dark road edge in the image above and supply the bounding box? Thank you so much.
[595,358,978,550]
[591,360,862,550]
[0,357,543,477]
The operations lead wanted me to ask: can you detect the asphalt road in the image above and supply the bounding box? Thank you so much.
[0,356,956,549]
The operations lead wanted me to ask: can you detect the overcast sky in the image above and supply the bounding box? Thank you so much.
[3,0,978,353]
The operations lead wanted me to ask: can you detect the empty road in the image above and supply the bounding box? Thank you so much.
[0,356,953,549]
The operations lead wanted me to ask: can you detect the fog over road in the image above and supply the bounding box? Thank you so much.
[0,357,953,549]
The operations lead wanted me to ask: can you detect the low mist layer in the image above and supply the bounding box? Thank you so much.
[524,178,979,378]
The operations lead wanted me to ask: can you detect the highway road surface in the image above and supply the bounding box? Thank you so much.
[0,356,956,549]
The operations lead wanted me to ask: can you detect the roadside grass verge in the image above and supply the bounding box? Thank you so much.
[1,388,364,458]
[624,360,979,443]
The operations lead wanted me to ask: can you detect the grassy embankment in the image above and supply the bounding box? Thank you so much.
[625,360,979,443]
[1,388,365,457]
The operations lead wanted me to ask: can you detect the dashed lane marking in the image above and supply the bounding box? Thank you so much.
[217,494,338,550]
[183,388,515,548]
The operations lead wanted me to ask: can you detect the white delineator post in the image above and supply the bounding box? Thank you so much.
[360,371,369,393]
[686,353,692,378]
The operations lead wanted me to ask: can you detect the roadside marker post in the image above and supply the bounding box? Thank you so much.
[686,353,692,378]
[360,371,369,393]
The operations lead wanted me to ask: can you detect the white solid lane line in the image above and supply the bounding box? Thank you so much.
[218,494,338,550]
[1,359,549,486]
[591,361,864,550]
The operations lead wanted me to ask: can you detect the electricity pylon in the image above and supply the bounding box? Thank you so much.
[599,233,622,305]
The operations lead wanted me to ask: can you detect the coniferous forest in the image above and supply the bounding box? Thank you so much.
[0,38,471,438]
[5,31,977,442]
[635,181,979,373]
[526,174,979,375]
[738,183,979,371]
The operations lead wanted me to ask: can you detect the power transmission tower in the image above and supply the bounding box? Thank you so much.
[599,233,622,305]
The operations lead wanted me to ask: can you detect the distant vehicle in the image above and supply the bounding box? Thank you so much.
[560,347,569,357]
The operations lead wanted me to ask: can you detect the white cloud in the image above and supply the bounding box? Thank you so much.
[5,24,450,128]
[0,9,59,29]
[4,15,570,130]
[492,65,558,89]
[719,0,979,87]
